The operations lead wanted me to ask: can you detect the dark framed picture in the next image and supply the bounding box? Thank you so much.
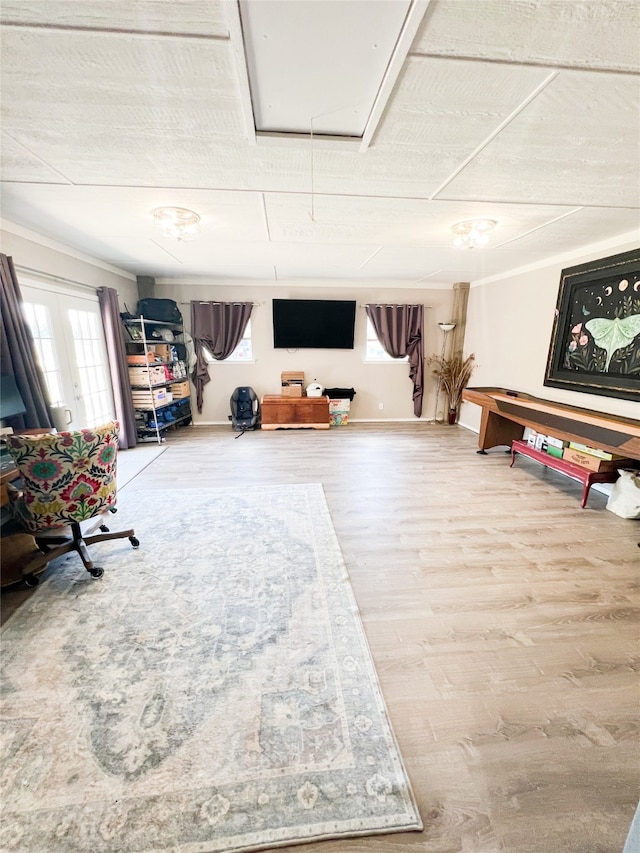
[544,249,640,402]
[126,324,144,341]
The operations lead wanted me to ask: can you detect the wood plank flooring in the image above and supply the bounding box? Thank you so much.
[2,423,638,852]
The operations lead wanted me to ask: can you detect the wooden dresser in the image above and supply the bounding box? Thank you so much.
[261,395,330,430]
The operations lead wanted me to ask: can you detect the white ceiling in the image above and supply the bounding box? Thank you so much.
[0,0,638,287]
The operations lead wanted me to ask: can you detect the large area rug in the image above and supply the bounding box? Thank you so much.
[1,484,422,852]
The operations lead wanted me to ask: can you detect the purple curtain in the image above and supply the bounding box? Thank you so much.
[190,301,253,412]
[98,287,137,449]
[366,304,424,417]
[0,254,53,430]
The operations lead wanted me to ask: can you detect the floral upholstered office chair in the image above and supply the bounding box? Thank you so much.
[5,420,139,587]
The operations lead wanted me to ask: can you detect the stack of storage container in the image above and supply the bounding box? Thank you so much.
[324,387,356,427]
[527,430,630,471]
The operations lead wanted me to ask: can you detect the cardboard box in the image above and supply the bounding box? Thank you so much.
[568,441,615,460]
[562,447,629,472]
[151,344,172,361]
[281,384,303,397]
[330,412,349,426]
[329,398,351,413]
[171,380,190,400]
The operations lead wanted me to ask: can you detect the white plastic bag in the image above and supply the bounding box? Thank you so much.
[606,469,640,518]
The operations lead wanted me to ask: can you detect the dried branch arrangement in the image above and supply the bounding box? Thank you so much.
[428,353,476,412]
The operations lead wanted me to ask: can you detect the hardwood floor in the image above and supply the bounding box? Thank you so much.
[2,422,638,852]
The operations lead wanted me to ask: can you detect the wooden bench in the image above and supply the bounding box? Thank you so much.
[510,440,621,508]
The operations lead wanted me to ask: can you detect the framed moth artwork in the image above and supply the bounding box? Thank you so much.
[544,249,640,402]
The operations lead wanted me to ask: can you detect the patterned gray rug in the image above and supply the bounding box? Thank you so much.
[1,484,422,852]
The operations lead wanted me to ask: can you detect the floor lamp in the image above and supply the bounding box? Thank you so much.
[433,322,456,423]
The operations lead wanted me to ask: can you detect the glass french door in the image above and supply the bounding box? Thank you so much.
[20,282,115,430]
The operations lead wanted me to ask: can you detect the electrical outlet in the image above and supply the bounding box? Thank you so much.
[378,402,384,410]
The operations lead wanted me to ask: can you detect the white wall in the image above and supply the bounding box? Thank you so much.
[153,281,455,423]
[460,234,640,433]
[5,222,636,431]
[0,224,138,308]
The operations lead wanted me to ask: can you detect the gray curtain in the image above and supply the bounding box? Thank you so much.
[366,304,424,417]
[98,287,137,449]
[0,254,53,430]
[190,301,253,412]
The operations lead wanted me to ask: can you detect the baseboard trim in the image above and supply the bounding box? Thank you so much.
[194,418,479,428]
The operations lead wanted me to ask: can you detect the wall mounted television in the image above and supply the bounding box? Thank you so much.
[272,299,357,349]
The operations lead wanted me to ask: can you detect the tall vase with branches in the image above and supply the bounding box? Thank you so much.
[428,353,476,424]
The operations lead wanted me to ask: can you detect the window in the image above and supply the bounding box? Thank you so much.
[365,318,407,362]
[203,319,254,363]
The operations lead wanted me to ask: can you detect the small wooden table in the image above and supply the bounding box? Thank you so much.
[261,395,330,430]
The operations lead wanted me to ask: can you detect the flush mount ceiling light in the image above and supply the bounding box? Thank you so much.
[153,207,201,242]
[451,219,497,249]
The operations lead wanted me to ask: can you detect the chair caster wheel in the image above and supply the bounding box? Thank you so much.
[23,574,39,588]
[99,524,109,532]
[129,536,140,548]
[89,567,104,579]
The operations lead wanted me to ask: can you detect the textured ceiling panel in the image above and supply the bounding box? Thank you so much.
[270,243,376,279]
[0,0,229,37]
[442,71,640,207]
[0,28,245,183]
[147,259,277,279]
[266,194,456,246]
[414,0,640,71]
[0,133,72,183]
[0,184,268,263]
[362,245,531,281]
[373,56,550,150]
[493,207,640,254]
[0,0,637,284]
[265,193,581,247]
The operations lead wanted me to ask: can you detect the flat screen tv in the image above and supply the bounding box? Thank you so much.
[272,299,356,349]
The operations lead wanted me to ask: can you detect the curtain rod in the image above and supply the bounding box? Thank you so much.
[14,264,106,293]
[360,303,432,308]
[181,300,260,306]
